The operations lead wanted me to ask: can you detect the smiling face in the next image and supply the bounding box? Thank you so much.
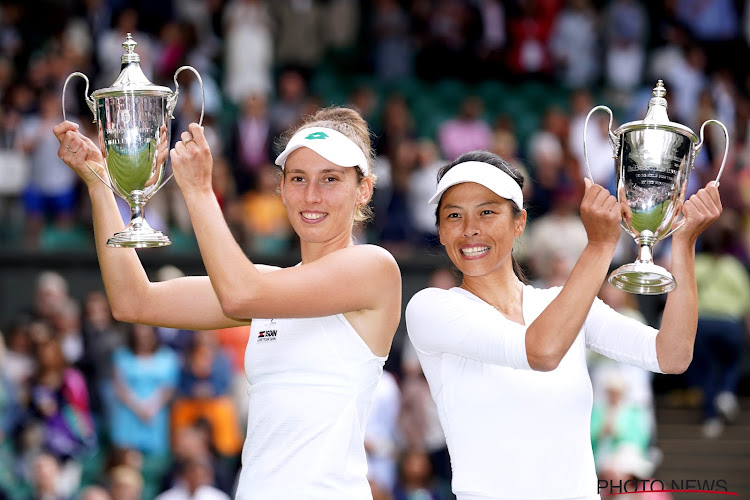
[280,147,372,246]
[437,182,526,278]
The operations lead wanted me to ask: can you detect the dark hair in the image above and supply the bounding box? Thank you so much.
[434,150,527,282]
[278,106,377,224]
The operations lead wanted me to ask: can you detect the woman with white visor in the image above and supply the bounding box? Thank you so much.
[405,150,721,500]
[54,107,402,500]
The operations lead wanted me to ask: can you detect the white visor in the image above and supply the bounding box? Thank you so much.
[428,161,523,209]
[274,126,369,175]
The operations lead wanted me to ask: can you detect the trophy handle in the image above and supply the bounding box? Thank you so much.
[168,65,205,126]
[583,105,618,182]
[62,72,96,123]
[62,73,118,194]
[696,119,729,186]
[155,66,206,198]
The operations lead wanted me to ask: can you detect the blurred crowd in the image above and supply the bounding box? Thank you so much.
[1,0,750,499]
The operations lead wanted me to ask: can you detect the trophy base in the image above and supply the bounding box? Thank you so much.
[608,262,675,295]
[107,228,172,248]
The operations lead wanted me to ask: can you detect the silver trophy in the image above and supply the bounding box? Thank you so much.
[62,33,204,247]
[584,80,728,294]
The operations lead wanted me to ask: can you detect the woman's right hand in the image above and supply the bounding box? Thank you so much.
[580,177,622,250]
[53,121,107,188]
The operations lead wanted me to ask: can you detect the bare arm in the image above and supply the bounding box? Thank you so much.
[169,125,402,351]
[525,179,622,371]
[656,182,722,373]
[53,121,247,330]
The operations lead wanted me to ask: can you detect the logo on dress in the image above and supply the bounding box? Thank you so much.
[257,320,278,343]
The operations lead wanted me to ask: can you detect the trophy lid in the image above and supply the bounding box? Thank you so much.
[91,33,173,99]
[615,80,698,142]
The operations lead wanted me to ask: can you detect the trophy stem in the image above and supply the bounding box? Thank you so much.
[608,238,675,295]
[107,192,171,248]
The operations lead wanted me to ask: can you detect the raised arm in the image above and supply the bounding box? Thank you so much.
[53,121,246,330]
[169,124,402,354]
[524,178,623,371]
[655,182,722,373]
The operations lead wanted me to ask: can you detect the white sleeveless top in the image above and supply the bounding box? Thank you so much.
[236,313,386,500]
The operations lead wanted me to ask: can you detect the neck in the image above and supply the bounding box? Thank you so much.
[299,232,354,264]
[461,269,523,315]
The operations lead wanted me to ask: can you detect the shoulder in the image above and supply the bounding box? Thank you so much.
[334,244,402,278]
[525,284,562,303]
[406,287,458,312]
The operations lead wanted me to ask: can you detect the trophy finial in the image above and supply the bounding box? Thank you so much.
[653,80,667,99]
[122,33,137,54]
[121,34,140,65]
[644,79,669,124]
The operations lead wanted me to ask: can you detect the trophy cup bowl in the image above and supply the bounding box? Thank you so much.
[62,33,204,248]
[584,80,728,295]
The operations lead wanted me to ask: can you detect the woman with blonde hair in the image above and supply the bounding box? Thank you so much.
[54,106,402,500]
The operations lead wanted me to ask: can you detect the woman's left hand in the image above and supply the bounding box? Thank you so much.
[170,122,213,197]
[672,181,722,246]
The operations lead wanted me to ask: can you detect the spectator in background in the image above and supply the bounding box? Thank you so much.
[548,0,599,88]
[271,0,326,77]
[590,283,657,434]
[375,93,415,159]
[598,443,672,499]
[76,485,112,500]
[17,90,79,248]
[437,96,492,162]
[170,332,244,459]
[25,452,72,500]
[393,449,449,500]
[505,0,557,79]
[79,290,124,420]
[689,213,750,438]
[161,424,235,496]
[49,299,84,366]
[154,457,230,500]
[239,163,293,257]
[106,465,143,500]
[27,338,96,495]
[3,315,36,390]
[0,333,21,452]
[222,0,273,104]
[96,9,154,88]
[231,93,272,194]
[523,183,587,285]
[568,89,617,192]
[407,139,444,248]
[365,369,401,494]
[108,324,179,457]
[525,130,574,218]
[379,139,418,255]
[603,0,648,96]
[268,68,309,138]
[399,268,455,484]
[370,0,413,81]
[32,272,71,324]
[590,373,652,473]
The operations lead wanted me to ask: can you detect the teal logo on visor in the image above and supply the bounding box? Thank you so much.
[305,132,329,140]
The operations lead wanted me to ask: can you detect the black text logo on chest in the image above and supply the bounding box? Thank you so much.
[257,321,278,342]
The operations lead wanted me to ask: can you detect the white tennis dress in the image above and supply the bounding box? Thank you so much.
[235,313,386,500]
[406,285,663,500]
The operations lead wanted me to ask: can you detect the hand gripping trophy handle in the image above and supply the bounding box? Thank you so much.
[62,72,117,194]
[658,119,729,240]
